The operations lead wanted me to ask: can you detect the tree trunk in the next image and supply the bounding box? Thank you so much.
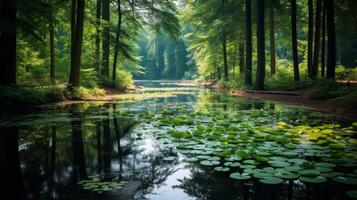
[312,0,322,79]
[68,0,85,87]
[239,41,245,74]
[326,0,335,79]
[307,0,314,79]
[223,35,228,81]
[112,0,122,81]
[49,5,56,84]
[269,2,276,75]
[95,0,101,72]
[101,0,110,78]
[321,0,326,77]
[245,0,252,85]
[291,0,300,81]
[255,0,265,90]
[0,0,17,85]
[0,128,24,199]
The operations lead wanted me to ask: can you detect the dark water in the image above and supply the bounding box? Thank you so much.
[0,81,355,200]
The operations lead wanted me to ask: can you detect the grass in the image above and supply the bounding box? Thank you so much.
[0,85,105,106]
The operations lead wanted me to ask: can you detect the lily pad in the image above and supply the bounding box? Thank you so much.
[259,176,284,184]
[230,172,251,180]
[346,190,357,199]
[333,176,357,185]
[300,176,327,184]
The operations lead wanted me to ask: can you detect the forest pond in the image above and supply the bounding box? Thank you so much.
[1,81,357,200]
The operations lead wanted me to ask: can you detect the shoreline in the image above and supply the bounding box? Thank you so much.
[207,84,357,120]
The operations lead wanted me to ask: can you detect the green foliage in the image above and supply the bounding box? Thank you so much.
[101,70,133,89]
[65,87,105,100]
[0,86,65,106]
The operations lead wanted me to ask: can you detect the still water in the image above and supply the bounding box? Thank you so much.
[0,81,356,200]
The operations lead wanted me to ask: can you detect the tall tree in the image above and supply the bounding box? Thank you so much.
[321,0,326,77]
[239,41,245,74]
[313,0,322,78]
[291,0,300,81]
[68,0,85,87]
[49,2,56,83]
[101,0,110,77]
[112,0,122,81]
[269,0,276,75]
[326,0,336,79]
[255,0,265,90]
[95,0,101,71]
[0,0,17,85]
[244,0,252,85]
[307,0,314,79]
[222,35,228,81]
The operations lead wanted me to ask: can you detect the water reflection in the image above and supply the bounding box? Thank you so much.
[0,81,353,200]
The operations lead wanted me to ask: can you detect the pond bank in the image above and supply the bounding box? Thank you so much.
[206,83,357,120]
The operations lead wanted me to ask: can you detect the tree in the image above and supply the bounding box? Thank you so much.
[95,0,101,71]
[68,0,85,87]
[101,0,110,78]
[313,0,322,78]
[245,0,252,85]
[49,1,56,83]
[269,0,276,75]
[326,0,336,79]
[112,0,122,81]
[291,0,300,81]
[222,35,228,81]
[307,0,314,79]
[0,0,17,85]
[321,0,326,77]
[255,0,265,90]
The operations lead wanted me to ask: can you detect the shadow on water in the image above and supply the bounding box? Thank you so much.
[0,81,355,200]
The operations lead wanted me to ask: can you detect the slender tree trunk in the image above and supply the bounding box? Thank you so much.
[313,0,322,78]
[307,0,314,79]
[326,0,335,79]
[49,5,56,83]
[95,0,101,71]
[321,0,326,77]
[101,0,110,77]
[291,0,300,81]
[269,2,276,75]
[255,0,265,90]
[223,35,228,81]
[245,0,252,85]
[0,0,17,85]
[68,0,85,87]
[112,0,122,81]
[239,41,245,74]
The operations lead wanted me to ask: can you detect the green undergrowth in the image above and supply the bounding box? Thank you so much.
[0,85,105,106]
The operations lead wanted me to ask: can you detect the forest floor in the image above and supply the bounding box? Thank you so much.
[206,83,357,120]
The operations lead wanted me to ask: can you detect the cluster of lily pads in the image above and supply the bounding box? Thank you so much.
[131,107,357,197]
[78,175,128,193]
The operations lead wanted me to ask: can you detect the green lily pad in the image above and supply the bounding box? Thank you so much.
[230,172,251,180]
[200,160,220,166]
[299,170,320,177]
[346,190,357,199]
[259,176,284,184]
[214,166,230,172]
[300,176,327,183]
[333,176,357,185]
